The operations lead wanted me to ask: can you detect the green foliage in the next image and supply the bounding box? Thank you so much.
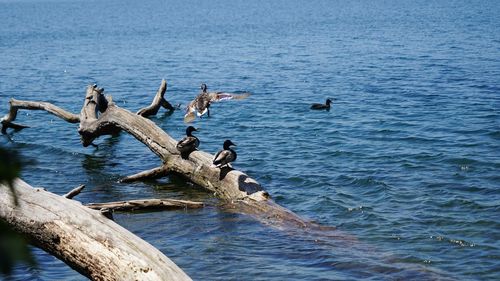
[0,146,35,276]
[0,147,22,204]
[0,220,35,275]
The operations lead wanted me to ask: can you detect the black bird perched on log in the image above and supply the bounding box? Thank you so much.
[176,126,200,159]
[310,98,333,110]
[213,140,237,168]
[184,84,251,122]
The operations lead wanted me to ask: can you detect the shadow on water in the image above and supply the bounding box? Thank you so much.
[81,134,122,173]
[151,109,176,120]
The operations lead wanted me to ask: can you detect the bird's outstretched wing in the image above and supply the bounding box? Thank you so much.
[209,92,251,102]
[184,91,251,122]
[183,99,197,122]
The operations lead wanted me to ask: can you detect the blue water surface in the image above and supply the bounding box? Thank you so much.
[1,0,499,280]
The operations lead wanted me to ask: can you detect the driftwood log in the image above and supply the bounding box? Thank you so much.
[86,198,204,212]
[1,79,312,228]
[0,179,192,281]
[1,81,447,280]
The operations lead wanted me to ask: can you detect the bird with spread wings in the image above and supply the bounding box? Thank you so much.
[184,83,251,123]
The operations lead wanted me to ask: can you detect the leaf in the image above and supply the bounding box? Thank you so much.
[0,220,36,276]
[0,147,22,205]
[0,147,35,276]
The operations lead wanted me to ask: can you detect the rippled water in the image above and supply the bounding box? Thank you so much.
[1,0,499,280]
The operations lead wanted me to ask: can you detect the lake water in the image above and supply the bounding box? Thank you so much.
[1,0,499,280]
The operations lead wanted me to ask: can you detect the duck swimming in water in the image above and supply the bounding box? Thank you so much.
[184,84,251,123]
[176,126,200,158]
[310,98,333,110]
[213,140,237,168]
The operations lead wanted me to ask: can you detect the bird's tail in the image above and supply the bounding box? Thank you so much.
[184,111,196,123]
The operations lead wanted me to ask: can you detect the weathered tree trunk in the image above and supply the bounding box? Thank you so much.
[1,80,315,228]
[0,179,192,281]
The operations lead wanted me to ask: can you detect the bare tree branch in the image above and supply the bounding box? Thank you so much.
[86,198,203,211]
[63,185,85,199]
[137,79,174,117]
[119,166,169,183]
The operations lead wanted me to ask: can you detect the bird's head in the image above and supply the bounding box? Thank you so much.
[223,139,236,149]
[200,83,208,92]
[186,126,197,135]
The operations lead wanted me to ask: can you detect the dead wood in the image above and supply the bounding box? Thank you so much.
[1,80,317,229]
[119,165,169,183]
[136,79,174,117]
[63,184,85,199]
[1,99,79,133]
[86,198,204,211]
[0,179,192,281]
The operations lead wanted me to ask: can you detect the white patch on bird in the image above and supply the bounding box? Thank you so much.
[197,108,208,117]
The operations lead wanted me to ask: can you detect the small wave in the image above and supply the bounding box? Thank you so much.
[350,176,391,189]
[347,205,367,212]
[327,150,356,157]
[469,84,500,91]
[429,235,476,247]
[442,157,481,169]
[487,130,500,140]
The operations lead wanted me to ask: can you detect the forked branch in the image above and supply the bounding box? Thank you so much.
[137,79,175,117]
[1,80,316,229]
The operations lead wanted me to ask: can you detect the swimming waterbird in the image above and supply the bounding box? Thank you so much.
[310,98,333,110]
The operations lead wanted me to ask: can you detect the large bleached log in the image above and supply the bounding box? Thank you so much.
[0,179,192,281]
[1,80,315,229]
[0,82,452,281]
